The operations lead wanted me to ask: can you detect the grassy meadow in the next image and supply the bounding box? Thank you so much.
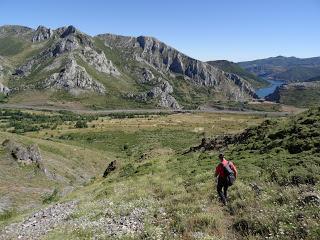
[0,108,319,239]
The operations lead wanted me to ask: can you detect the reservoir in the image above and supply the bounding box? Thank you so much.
[256,80,285,98]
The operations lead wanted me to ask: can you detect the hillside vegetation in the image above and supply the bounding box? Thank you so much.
[239,56,320,82]
[0,107,319,239]
[266,82,320,107]
[207,60,268,88]
[0,25,259,110]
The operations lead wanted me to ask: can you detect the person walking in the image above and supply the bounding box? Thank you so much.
[215,153,238,205]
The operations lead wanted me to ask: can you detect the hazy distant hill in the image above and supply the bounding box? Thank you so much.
[239,56,320,82]
[0,25,258,110]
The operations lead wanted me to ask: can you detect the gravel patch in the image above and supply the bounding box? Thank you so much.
[0,201,78,240]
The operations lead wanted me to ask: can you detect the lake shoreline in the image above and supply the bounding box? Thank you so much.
[256,79,285,98]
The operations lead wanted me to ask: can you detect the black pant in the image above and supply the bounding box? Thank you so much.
[217,177,229,205]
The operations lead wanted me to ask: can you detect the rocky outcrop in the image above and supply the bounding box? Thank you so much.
[149,81,180,109]
[44,58,106,94]
[127,80,181,109]
[141,68,155,83]
[2,139,43,165]
[0,64,3,77]
[266,81,320,102]
[80,47,120,75]
[0,83,10,95]
[184,136,234,154]
[265,85,282,102]
[32,26,53,42]
[103,160,117,177]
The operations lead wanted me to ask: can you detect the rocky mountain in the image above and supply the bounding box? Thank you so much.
[207,60,268,88]
[0,24,258,109]
[239,56,320,82]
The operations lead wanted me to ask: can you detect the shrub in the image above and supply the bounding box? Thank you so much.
[75,120,88,128]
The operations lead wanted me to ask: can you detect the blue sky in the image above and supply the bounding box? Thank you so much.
[1,0,319,62]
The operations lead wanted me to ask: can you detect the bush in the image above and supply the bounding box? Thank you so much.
[75,120,88,128]
[42,189,59,204]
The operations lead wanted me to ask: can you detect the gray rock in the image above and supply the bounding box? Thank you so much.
[0,82,10,95]
[32,26,53,42]
[0,196,12,214]
[2,139,43,165]
[52,35,80,57]
[301,193,320,205]
[60,25,77,38]
[44,58,106,94]
[80,47,120,76]
[128,80,181,109]
[1,139,51,178]
[138,68,155,83]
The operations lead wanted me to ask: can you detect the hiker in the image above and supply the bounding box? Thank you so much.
[214,153,238,205]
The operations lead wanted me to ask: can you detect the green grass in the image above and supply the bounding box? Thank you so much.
[0,37,27,56]
[1,108,318,239]
[279,88,320,107]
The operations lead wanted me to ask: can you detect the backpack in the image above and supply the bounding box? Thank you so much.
[223,161,236,186]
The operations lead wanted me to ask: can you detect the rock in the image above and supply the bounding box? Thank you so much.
[300,193,320,205]
[139,68,155,83]
[158,92,180,109]
[52,35,80,56]
[126,79,180,109]
[185,135,234,154]
[103,160,117,177]
[60,25,77,38]
[249,183,263,196]
[32,26,53,42]
[0,82,10,95]
[44,58,106,94]
[80,47,120,76]
[0,196,12,214]
[2,139,45,168]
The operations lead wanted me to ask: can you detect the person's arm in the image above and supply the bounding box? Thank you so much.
[230,162,238,178]
[214,165,219,177]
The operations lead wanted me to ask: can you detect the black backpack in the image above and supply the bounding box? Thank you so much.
[223,161,236,186]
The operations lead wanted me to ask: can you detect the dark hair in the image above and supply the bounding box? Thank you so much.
[219,153,224,158]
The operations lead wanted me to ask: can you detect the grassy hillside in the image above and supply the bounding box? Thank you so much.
[266,82,320,108]
[276,66,320,82]
[239,56,320,82]
[0,109,267,239]
[0,37,28,56]
[207,60,268,88]
[1,106,318,239]
[224,107,320,239]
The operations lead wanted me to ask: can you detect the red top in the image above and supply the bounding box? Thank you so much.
[215,158,238,178]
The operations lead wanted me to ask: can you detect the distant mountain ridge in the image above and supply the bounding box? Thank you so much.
[0,24,258,110]
[239,56,320,82]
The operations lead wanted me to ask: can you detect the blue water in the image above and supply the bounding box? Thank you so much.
[255,80,285,98]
